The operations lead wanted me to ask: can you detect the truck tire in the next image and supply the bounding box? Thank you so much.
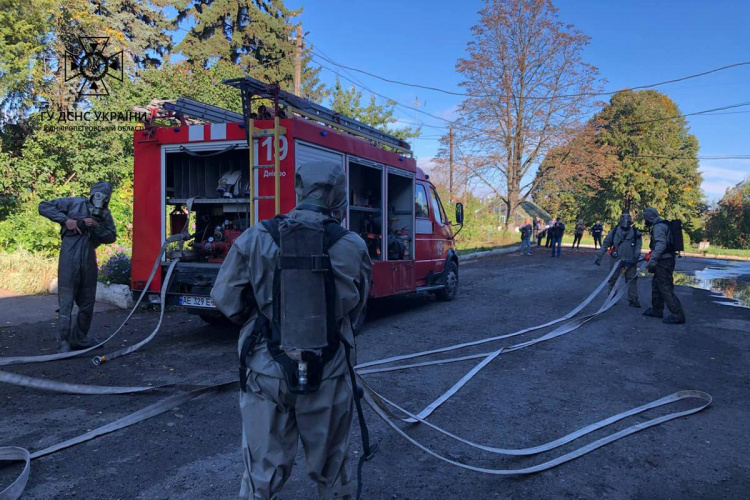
[435,261,458,301]
[353,303,368,335]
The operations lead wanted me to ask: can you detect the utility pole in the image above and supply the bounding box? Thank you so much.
[449,127,454,202]
[294,25,302,96]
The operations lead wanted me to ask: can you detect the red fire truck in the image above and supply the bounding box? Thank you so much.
[130,77,463,326]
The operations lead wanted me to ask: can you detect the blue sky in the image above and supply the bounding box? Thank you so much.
[286,0,750,201]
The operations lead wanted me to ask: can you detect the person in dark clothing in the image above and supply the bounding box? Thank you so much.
[594,214,642,308]
[519,218,532,256]
[550,218,565,257]
[572,219,585,248]
[642,207,685,324]
[591,220,604,249]
[545,216,556,248]
[39,182,117,352]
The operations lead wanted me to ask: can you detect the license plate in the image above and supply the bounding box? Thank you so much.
[178,295,215,308]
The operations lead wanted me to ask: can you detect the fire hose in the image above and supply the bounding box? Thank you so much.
[0,260,711,499]
[355,262,711,474]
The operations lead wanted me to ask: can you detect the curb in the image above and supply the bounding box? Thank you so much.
[461,244,540,263]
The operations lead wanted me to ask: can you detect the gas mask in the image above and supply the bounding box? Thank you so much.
[90,192,110,219]
[619,214,632,230]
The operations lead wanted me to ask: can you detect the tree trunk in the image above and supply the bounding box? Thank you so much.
[506,189,519,231]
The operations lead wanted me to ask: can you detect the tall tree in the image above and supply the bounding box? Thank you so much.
[595,89,702,227]
[454,0,601,229]
[329,78,419,141]
[174,0,298,80]
[534,90,703,230]
[1,0,172,116]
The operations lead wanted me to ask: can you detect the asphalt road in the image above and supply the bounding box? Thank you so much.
[1,249,749,499]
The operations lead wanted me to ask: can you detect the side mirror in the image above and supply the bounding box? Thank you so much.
[455,202,464,225]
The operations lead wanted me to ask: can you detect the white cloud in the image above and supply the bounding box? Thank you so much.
[699,161,749,199]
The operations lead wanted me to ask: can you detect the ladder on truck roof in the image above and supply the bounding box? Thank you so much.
[223,76,412,153]
[163,98,244,124]
[224,76,412,223]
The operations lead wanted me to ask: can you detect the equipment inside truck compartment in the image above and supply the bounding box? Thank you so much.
[348,160,384,261]
[165,148,251,263]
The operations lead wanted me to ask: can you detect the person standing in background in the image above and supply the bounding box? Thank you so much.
[591,220,604,249]
[550,218,565,258]
[572,219,585,248]
[545,216,556,248]
[519,218,532,256]
[536,218,547,247]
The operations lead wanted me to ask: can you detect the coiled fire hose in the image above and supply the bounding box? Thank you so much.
[0,260,712,499]
[354,261,711,474]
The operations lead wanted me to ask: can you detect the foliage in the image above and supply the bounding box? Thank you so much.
[451,0,601,229]
[534,90,703,233]
[0,249,57,294]
[704,179,750,248]
[98,250,131,285]
[329,78,420,141]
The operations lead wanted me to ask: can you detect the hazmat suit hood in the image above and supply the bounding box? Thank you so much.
[643,207,660,227]
[294,161,347,220]
[619,213,633,230]
[90,181,113,199]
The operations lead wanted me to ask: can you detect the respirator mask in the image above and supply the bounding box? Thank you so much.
[619,214,632,230]
[90,192,110,219]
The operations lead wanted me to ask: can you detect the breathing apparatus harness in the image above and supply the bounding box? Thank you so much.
[237,209,376,497]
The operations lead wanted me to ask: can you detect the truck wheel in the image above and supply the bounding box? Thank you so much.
[353,303,368,335]
[198,313,234,327]
[435,261,458,301]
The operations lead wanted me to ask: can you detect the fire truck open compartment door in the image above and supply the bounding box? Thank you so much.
[347,157,384,261]
[386,166,415,293]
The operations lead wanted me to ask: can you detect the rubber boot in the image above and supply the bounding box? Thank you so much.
[629,300,641,308]
[58,341,71,354]
[663,314,686,324]
[642,308,663,318]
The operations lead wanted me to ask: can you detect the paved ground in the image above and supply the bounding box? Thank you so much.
[1,249,749,499]
[0,288,118,327]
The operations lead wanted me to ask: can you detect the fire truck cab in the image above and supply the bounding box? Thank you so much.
[130,78,462,326]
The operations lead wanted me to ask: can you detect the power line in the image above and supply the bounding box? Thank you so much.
[312,56,455,124]
[312,51,750,101]
[621,101,750,126]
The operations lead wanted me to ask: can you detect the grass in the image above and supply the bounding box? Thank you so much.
[685,246,750,259]
[0,250,57,295]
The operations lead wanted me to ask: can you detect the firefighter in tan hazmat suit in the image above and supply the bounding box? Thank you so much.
[211,161,372,499]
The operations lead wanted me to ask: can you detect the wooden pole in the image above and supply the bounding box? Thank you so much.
[294,25,302,96]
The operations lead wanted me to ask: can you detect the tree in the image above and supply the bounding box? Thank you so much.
[533,89,703,230]
[532,122,618,223]
[1,0,172,117]
[453,0,601,229]
[175,0,298,79]
[594,90,703,228]
[329,78,419,141]
[704,180,750,248]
